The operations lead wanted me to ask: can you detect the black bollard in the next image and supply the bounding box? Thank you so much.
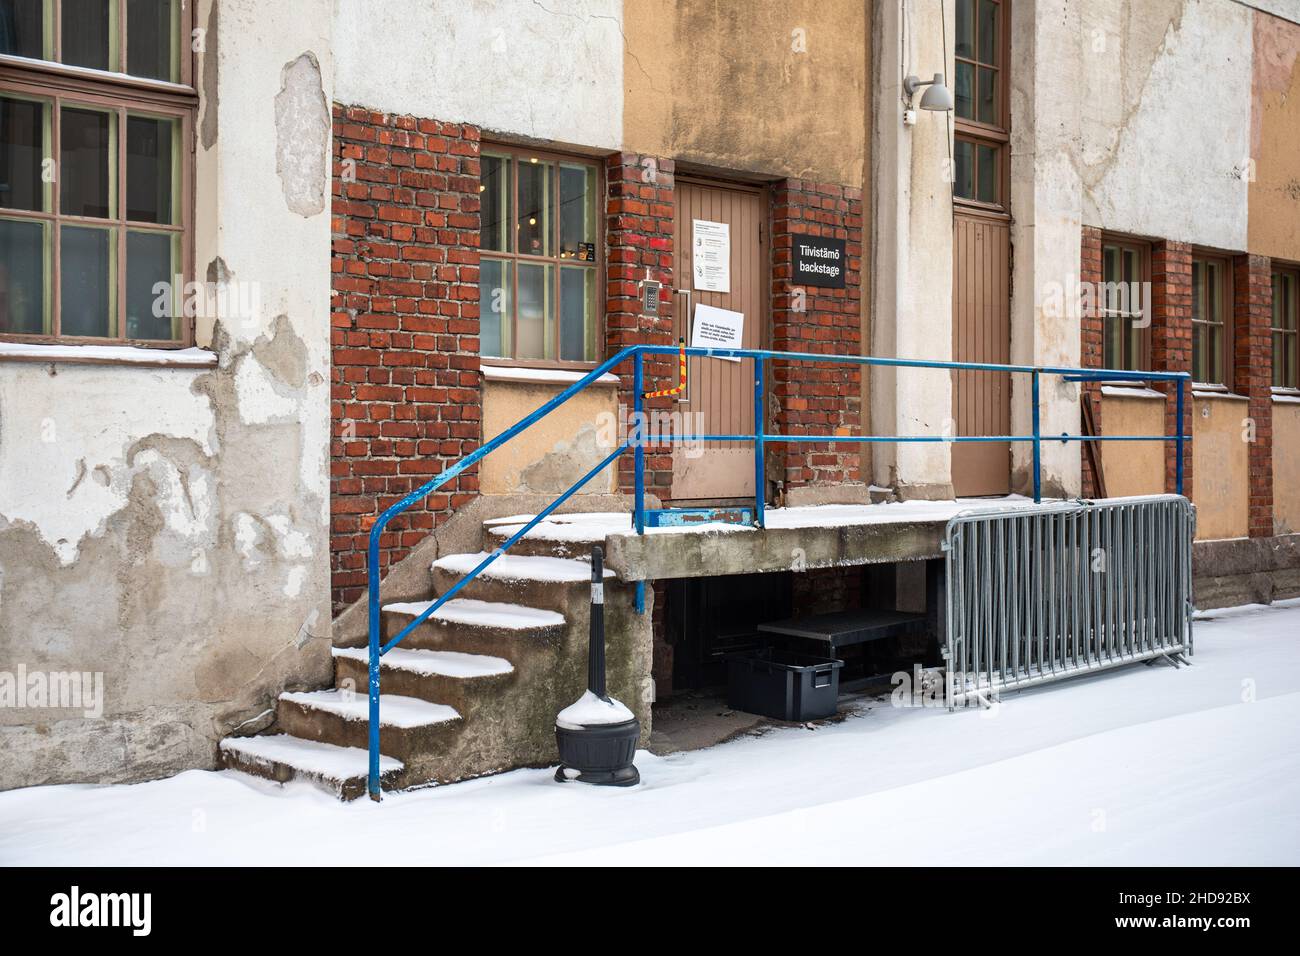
[553,545,641,786]
[588,546,606,699]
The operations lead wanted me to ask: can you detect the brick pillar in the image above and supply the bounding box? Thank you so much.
[1079,226,1105,498]
[604,153,675,498]
[770,179,864,489]
[329,106,482,609]
[1150,241,1193,498]
[1233,255,1274,537]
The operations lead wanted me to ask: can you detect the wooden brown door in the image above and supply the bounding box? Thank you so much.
[952,211,1011,496]
[670,178,767,502]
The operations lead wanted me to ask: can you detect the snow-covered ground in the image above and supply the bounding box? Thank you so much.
[2,600,1297,866]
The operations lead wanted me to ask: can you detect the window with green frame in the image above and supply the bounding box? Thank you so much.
[479,148,600,363]
[0,0,192,345]
[1101,238,1148,371]
[1274,267,1299,389]
[1191,255,1231,385]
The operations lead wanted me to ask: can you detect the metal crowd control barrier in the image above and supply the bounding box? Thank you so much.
[942,495,1195,709]
[364,344,1192,798]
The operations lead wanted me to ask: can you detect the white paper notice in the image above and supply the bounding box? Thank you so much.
[691,303,744,361]
[691,219,730,293]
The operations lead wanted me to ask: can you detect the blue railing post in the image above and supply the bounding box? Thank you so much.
[366,524,382,801]
[633,349,645,536]
[1031,369,1042,504]
[1175,377,1185,496]
[754,357,765,528]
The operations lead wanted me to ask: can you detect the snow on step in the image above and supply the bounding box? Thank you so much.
[220,734,401,778]
[432,551,615,582]
[280,689,460,728]
[383,597,564,630]
[333,645,513,678]
[485,512,632,544]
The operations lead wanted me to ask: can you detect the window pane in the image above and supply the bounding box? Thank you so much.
[978,0,999,65]
[1274,331,1286,388]
[127,0,179,82]
[955,61,974,121]
[955,0,974,59]
[60,106,114,218]
[62,0,113,70]
[0,0,48,58]
[559,265,594,362]
[0,94,49,212]
[975,142,997,202]
[480,153,510,253]
[127,114,176,223]
[0,215,47,334]
[1102,245,1119,285]
[977,66,997,124]
[516,157,551,257]
[558,162,595,258]
[60,223,114,336]
[125,229,176,339]
[1191,260,1203,321]
[1192,321,1208,383]
[479,257,511,358]
[953,139,973,199]
[1103,315,1121,369]
[516,261,552,360]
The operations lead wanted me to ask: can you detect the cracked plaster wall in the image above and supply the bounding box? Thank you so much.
[333,0,623,151]
[0,0,335,789]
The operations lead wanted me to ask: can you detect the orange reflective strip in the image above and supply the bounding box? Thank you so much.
[642,339,687,399]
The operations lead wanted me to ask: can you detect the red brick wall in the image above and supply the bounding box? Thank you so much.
[1233,255,1274,538]
[605,153,676,497]
[1080,226,1105,498]
[770,179,864,488]
[1150,240,1194,499]
[793,566,863,616]
[329,106,482,609]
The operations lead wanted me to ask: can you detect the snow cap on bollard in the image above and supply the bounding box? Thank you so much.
[553,545,641,786]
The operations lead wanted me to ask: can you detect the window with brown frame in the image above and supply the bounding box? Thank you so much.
[953,0,1007,208]
[1191,254,1232,385]
[0,0,194,346]
[479,146,602,364]
[1273,266,1299,390]
[1100,237,1150,371]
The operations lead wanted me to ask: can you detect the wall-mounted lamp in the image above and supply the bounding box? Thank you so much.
[902,73,955,122]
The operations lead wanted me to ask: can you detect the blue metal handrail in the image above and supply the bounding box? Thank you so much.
[364,344,1191,798]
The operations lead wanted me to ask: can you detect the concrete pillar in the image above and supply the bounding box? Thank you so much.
[870,0,955,501]
[1008,0,1084,499]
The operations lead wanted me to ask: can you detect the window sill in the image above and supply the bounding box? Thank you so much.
[1191,386,1247,401]
[1273,389,1300,405]
[1100,383,1164,400]
[480,364,620,388]
[0,341,217,369]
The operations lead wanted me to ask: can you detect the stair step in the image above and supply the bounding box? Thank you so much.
[219,734,401,800]
[332,645,513,679]
[384,597,564,631]
[432,551,614,583]
[279,689,460,728]
[482,513,631,558]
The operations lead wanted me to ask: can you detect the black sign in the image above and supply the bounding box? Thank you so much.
[791,235,847,289]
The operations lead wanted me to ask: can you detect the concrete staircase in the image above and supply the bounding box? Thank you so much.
[220,513,650,799]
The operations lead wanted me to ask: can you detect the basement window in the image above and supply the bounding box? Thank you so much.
[0,0,195,347]
[479,145,602,365]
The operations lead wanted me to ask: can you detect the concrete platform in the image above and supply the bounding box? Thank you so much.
[486,497,1044,581]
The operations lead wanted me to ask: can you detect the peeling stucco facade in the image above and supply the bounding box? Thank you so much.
[0,0,335,789]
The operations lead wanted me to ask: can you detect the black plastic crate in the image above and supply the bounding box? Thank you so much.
[726,649,844,721]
